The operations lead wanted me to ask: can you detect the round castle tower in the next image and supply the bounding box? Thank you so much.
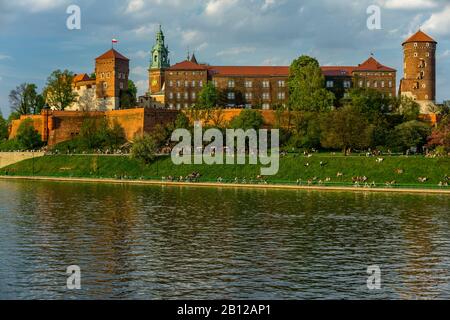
[400,30,437,114]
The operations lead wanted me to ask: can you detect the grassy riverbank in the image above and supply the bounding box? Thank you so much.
[1,154,449,189]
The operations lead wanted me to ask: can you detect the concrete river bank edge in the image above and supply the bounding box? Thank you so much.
[1,175,450,195]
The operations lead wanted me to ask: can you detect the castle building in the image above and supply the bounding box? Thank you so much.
[163,55,396,110]
[399,30,437,114]
[148,25,170,104]
[67,48,130,111]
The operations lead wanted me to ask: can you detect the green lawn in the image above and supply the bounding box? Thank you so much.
[1,154,449,189]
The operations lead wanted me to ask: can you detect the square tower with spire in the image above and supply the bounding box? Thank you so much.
[148,26,170,103]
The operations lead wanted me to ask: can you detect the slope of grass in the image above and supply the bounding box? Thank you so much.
[1,154,449,189]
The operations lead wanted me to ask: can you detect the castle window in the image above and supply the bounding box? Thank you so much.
[422,83,426,88]
[228,92,235,100]
[184,92,189,100]
[176,103,181,110]
[426,43,430,47]
[184,103,189,109]
[185,81,189,87]
[192,92,196,99]
[199,81,203,87]
[414,43,418,47]
[169,103,174,109]
[374,81,378,88]
[177,93,181,100]
[326,81,334,88]
[245,92,253,100]
[228,80,235,88]
[103,82,107,89]
[277,92,285,100]
[343,81,351,88]
[213,80,218,87]
[177,81,181,87]
[120,82,124,90]
[278,80,285,88]
[262,103,270,110]
[367,81,371,88]
[414,53,418,57]
[359,80,363,88]
[381,81,385,88]
[169,81,173,87]
[262,81,270,88]
[426,53,430,57]
[425,95,429,99]
[245,81,253,88]
[192,81,196,87]
[263,92,270,100]
[245,104,252,109]
[169,92,174,99]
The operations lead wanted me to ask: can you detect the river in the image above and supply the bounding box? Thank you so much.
[0,180,449,299]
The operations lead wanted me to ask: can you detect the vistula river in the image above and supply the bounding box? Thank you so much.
[0,179,449,300]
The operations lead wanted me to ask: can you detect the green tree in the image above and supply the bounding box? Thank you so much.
[131,134,159,164]
[392,120,431,152]
[392,95,420,121]
[427,115,450,152]
[230,109,264,131]
[119,80,138,109]
[198,82,219,109]
[288,112,323,149]
[320,106,374,154]
[9,83,43,115]
[346,88,393,120]
[288,55,335,112]
[128,80,138,102]
[174,112,191,129]
[16,119,43,150]
[0,111,8,140]
[43,70,77,110]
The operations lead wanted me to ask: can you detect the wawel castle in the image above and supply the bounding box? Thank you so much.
[69,27,438,115]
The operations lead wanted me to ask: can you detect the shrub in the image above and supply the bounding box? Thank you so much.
[131,134,158,164]
[230,109,264,131]
[16,119,43,150]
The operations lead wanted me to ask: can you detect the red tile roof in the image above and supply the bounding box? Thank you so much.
[95,49,129,61]
[354,57,396,72]
[403,30,436,45]
[73,73,91,83]
[168,57,395,76]
[169,60,209,70]
[210,66,290,77]
[321,66,355,76]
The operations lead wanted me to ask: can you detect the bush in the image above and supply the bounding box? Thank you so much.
[230,109,264,131]
[16,119,43,150]
[391,120,431,153]
[131,134,158,164]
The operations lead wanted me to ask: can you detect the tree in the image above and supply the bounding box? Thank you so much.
[230,109,264,131]
[9,83,43,115]
[174,112,191,129]
[392,120,431,153]
[427,115,450,152]
[320,106,374,154]
[78,89,97,112]
[288,112,322,149]
[288,55,335,112]
[128,80,138,103]
[0,112,8,140]
[198,82,219,109]
[392,95,420,121]
[16,119,43,150]
[131,134,158,164]
[346,88,393,120]
[43,70,77,110]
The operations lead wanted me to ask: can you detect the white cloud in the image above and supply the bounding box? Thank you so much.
[422,5,450,36]
[132,23,159,38]
[380,0,438,10]
[0,55,11,60]
[126,0,145,13]
[216,47,256,56]
[12,0,69,12]
[131,66,148,76]
[134,80,147,96]
[205,0,238,16]
[262,0,276,11]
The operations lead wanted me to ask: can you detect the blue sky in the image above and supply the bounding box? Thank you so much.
[0,0,449,116]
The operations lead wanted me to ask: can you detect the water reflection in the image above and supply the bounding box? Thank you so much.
[0,180,449,299]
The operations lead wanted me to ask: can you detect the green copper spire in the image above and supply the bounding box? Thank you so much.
[150,25,170,69]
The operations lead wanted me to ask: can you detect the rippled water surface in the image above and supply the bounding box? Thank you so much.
[0,180,449,299]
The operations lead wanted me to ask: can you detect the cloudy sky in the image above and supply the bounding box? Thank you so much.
[0,0,449,116]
